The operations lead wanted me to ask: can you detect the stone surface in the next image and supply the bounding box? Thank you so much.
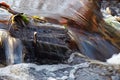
[0,54,120,80]
[0,0,120,80]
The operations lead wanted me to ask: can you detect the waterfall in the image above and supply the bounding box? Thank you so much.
[68,29,120,61]
[0,0,120,62]
[0,29,23,65]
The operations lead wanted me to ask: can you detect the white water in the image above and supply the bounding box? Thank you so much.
[0,29,23,64]
[107,53,120,64]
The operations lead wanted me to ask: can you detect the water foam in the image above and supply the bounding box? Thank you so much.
[107,53,120,64]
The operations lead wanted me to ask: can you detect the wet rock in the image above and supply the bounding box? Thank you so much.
[0,58,120,80]
[9,23,74,64]
[1,0,119,63]
[0,76,18,80]
[0,0,120,80]
[111,74,120,80]
[67,52,89,65]
[100,0,120,49]
[0,20,78,65]
[101,0,120,17]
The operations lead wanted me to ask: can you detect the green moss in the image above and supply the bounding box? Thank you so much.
[20,14,29,24]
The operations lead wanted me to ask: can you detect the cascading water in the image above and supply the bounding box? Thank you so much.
[7,0,98,22]
[0,29,23,65]
[68,29,119,61]
[0,0,120,63]
[0,1,120,80]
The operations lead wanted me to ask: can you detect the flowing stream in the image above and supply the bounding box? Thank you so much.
[0,0,120,64]
[0,1,120,80]
[0,29,23,65]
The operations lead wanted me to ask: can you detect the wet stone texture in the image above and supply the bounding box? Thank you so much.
[0,0,120,80]
[9,23,74,64]
[0,54,120,80]
[0,20,77,65]
[0,21,120,80]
